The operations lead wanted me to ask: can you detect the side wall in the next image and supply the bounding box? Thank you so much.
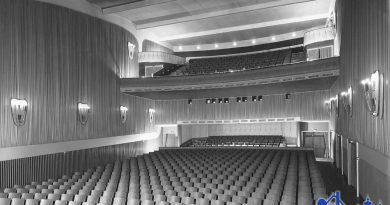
[330,0,390,203]
[0,0,151,148]
[0,141,143,188]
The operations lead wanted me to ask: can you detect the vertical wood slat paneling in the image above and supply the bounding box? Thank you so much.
[0,141,143,188]
[0,0,154,148]
[142,39,174,54]
[155,91,330,124]
[330,0,390,156]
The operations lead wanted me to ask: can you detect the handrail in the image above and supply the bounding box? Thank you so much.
[304,26,336,46]
[139,51,186,65]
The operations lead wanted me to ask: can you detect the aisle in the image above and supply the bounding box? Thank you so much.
[317,162,363,205]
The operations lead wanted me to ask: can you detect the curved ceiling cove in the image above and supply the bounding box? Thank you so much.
[86,0,332,51]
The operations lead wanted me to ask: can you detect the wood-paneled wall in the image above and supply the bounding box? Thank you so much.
[155,91,330,124]
[0,0,151,148]
[0,141,143,188]
[330,0,390,156]
[142,39,174,54]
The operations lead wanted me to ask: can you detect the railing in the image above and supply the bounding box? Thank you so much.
[138,51,186,65]
[304,26,336,46]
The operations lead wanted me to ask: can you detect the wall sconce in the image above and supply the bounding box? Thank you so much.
[120,106,128,124]
[340,87,352,117]
[78,103,90,125]
[361,70,384,117]
[128,42,136,60]
[330,95,339,116]
[324,100,331,114]
[10,98,28,126]
[148,108,155,123]
[223,98,229,103]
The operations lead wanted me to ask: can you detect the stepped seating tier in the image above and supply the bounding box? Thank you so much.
[159,48,308,76]
[0,148,326,205]
[181,136,286,148]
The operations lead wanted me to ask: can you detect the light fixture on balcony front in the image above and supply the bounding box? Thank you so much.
[10,98,28,126]
[78,103,90,125]
[120,106,128,124]
[361,70,384,117]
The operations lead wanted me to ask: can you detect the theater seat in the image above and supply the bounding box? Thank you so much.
[0,198,11,205]
[10,199,24,205]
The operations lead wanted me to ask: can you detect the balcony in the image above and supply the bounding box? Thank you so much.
[121,57,340,100]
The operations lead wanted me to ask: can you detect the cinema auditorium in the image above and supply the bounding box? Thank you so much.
[0,0,389,204]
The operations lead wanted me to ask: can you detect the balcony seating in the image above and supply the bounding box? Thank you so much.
[0,148,326,205]
[181,135,286,147]
[174,49,304,76]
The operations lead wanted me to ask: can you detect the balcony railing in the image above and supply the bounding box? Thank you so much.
[304,26,336,46]
[139,51,186,65]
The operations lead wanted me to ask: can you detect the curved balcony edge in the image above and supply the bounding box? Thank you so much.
[121,57,340,93]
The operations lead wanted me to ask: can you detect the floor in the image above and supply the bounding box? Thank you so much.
[317,162,363,205]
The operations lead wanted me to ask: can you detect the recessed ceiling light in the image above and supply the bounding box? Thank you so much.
[271,36,276,41]
[233,42,237,46]
[292,32,297,37]
[196,45,200,50]
[251,39,256,44]
[214,44,219,48]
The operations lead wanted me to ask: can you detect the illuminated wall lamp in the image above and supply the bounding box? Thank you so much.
[340,87,352,117]
[324,100,331,114]
[10,98,28,126]
[361,70,384,117]
[329,95,339,116]
[148,108,155,123]
[120,106,128,124]
[78,103,90,125]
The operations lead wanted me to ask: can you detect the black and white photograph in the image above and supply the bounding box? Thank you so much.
[0,0,389,204]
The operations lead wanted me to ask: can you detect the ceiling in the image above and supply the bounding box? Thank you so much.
[87,0,331,50]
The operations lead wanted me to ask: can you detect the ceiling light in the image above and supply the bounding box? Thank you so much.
[196,45,200,50]
[233,42,237,46]
[271,36,276,41]
[178,46,183,51]
[251,39,256,44]
[214,44,219,48]
[292,32,297,37]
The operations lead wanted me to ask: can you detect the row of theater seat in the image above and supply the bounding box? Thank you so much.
[181,49,292,76]
[180,136,286,147]
[0,148,326,205]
